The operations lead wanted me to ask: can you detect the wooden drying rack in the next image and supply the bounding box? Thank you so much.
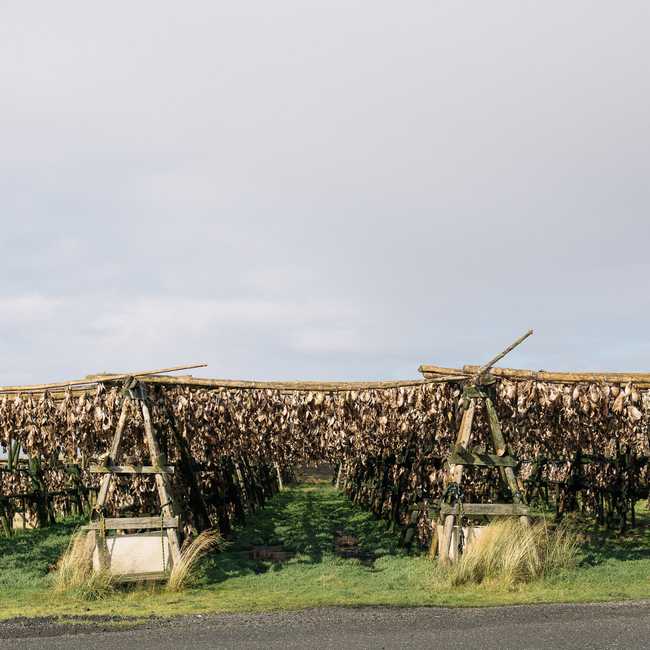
[432,331,534,563]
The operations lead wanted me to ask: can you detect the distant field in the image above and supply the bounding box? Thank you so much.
[1,482,649,620]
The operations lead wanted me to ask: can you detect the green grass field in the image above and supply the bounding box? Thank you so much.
[0,482,649,619]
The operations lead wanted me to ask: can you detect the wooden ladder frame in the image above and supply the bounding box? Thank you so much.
[85,380,181,578]
[437,381,530,564]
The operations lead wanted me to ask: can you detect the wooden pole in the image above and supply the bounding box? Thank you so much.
[335,463,343,489]
[88,397,131,569]
[475,330,534,377]
[438,399,476,564]
[140,395,182,566]
[274,462,284,491]
[422,363,650,386]
[0,363,207,395]
[486,398,530,526]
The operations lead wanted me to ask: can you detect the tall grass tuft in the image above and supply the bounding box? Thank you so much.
[167,530,223,592]
[52,531,115,600]
[447,519,578,587]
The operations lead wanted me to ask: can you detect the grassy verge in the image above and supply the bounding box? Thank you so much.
[0,483,649,619]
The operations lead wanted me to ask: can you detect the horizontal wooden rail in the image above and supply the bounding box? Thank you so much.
[439,503,530,516]
[83,516,179,530]
[0,372,462,398]
[120,375,459,391]
[89,465,175,475]
[420,363,650,386]
[448,448,518,467]
[0,363,207,394]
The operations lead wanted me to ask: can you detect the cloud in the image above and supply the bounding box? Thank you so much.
[0,295,61,323]
[0,1,649,384]
[88,296,356,347]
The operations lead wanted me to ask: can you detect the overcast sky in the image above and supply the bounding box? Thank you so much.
[1,1,649,385]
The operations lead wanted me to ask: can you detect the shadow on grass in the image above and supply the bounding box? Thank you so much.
[199,483,407,585]
[575,506,650,566]
[0,518,83,581]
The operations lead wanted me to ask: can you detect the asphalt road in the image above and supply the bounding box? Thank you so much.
[1,602,649,649]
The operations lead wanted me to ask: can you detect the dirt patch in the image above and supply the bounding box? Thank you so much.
[294,463,336,483]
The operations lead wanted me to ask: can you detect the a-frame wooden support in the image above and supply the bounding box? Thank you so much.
[437,380,530,563]
[85,380,181,579]
[431,330,535,564]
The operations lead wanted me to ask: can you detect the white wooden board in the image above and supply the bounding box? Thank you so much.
[92,532,171,575]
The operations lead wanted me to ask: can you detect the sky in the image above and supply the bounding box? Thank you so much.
[1,1,649,385]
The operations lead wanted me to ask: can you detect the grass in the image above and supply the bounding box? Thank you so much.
[52,531,115,600]
[447,519,578,586]
[167,530,223,592]
[0,483,649,619]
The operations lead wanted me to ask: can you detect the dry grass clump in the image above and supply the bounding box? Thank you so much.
[167,530,223,592]
[447,519,578,587]
[52,532,115,600]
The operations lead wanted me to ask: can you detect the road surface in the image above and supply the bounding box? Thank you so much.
[1,602,649,649]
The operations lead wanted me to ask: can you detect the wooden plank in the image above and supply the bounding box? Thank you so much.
[440,503,530,516]
[83,516,178,530]
[115,571,169,583]
[448,448,517,467]
[89,465,174,474]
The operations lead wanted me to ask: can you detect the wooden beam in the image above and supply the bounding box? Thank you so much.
[440,503,530,516]
[420,363,650,385]
[0,363,207,394]
[83,516,178,530]
[1,372,462,397]
[89,465,174,475]
[448,449,517,467]
[133,376,456,391]
[463,365,650,385]
[485,398,507,456]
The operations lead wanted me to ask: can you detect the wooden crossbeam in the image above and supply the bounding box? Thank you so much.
[83,516,179,531]
[89,465,175,475]
[448,448,517,467]
[440,503,529,516]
